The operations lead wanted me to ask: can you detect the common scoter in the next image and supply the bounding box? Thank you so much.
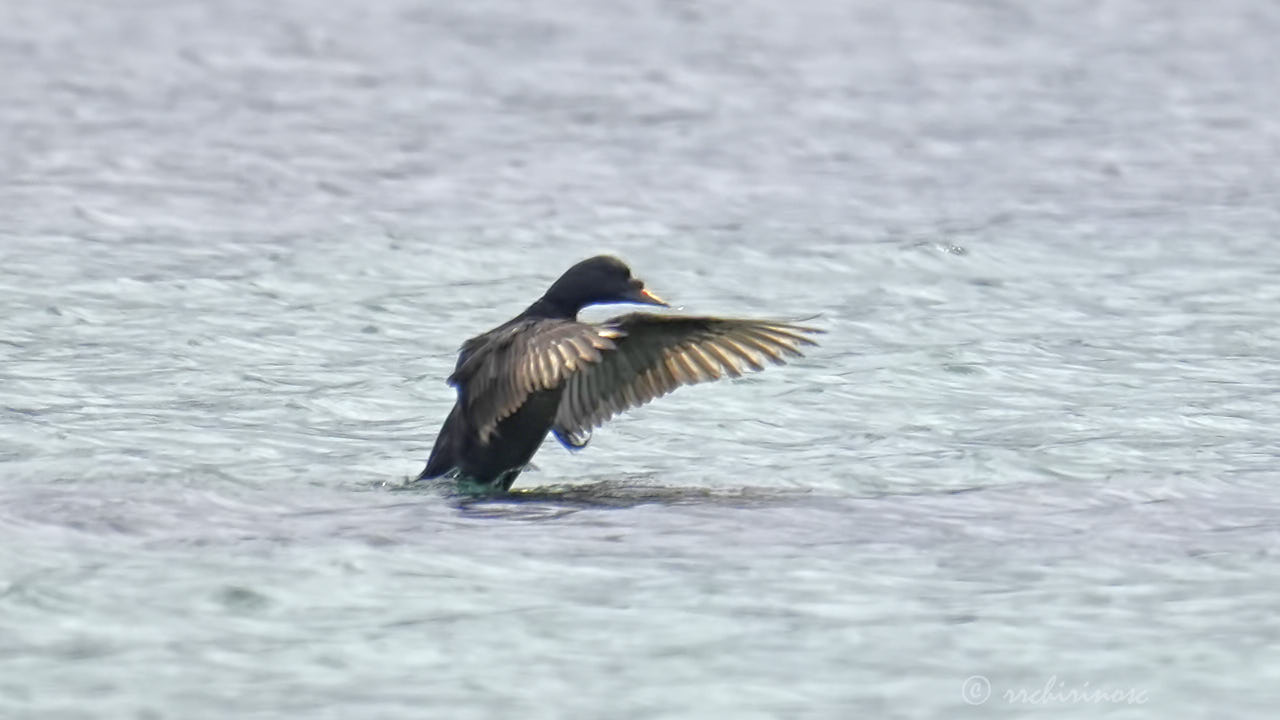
[417,256,819,492]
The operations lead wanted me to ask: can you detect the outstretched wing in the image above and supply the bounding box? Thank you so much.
[552,314,820,438]
[450,319,622,444]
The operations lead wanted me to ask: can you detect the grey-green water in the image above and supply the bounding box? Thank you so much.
[3,0,1280,717]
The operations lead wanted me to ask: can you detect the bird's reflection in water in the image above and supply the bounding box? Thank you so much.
[398,474,819,520]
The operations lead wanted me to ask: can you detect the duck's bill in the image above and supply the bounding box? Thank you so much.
[630,287,669,307]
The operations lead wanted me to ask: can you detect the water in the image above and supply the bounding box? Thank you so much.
[3,0,1280,717]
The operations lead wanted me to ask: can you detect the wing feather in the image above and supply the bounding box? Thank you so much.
[552,314,820,436]
[686,345,724,380]
[449,319,622,444]
[700,340,744,377]
[720,338,766,371]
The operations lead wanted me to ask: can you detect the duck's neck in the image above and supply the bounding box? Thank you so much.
[519,295,580,320]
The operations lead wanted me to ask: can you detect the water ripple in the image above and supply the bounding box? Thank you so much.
[5,0,1280,717]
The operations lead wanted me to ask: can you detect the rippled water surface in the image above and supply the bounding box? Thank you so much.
[4,0,1280,717]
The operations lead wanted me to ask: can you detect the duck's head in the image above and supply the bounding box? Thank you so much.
[539,256,668,316]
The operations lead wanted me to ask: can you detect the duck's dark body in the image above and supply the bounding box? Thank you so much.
[422,384,563,490]
[416,256,819,492]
